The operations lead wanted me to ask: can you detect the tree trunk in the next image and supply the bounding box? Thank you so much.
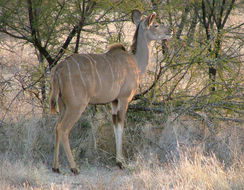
[38,52,47,114]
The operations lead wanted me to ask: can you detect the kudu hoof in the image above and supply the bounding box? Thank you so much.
[70,168,79,175]
[52,168,60,174]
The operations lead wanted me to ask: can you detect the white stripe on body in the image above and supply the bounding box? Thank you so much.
[85,54,102,90]
[102,55,114,92]
[66,60,76,97]
[71,56,87,99]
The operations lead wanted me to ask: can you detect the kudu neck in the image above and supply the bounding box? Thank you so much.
[132,28,151,77]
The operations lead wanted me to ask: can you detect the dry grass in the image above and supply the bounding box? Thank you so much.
[132,151,244,190]
[0,114,243,190]
[0,10,243,189]
[0,158,48,188]
[0,148,243,190]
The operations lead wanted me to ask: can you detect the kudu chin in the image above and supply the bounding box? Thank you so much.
[49,9,172,174]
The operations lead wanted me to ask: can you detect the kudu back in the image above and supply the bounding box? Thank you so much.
[50,10,171,174]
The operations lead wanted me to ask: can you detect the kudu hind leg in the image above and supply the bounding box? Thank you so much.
[53,121,61,173]
[56,103,87,174]
[53,98,65,173]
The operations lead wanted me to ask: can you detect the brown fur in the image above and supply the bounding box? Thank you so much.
[107,43,126,52]
[49,69,59,114]
[49,9,171,174]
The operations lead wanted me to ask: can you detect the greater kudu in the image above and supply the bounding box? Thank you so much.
[50,9,172,174]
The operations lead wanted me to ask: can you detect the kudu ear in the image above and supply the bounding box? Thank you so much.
[132,9,142,26]
[146,12,156,27]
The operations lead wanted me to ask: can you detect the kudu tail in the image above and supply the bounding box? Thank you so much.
[49,69,59,115]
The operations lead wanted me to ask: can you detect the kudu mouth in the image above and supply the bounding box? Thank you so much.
[163,33,172,40]
[163,30,173,40]
[160,32,172,40]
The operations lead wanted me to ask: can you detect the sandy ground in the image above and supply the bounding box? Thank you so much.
[42,166,130,189]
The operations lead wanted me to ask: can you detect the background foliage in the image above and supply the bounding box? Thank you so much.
[0,1,243,188]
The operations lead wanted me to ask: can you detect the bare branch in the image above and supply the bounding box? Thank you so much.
[53,1,96,66]
[222,0,236,28]
[74,0,86,53]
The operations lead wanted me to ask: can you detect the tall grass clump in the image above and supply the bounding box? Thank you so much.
[0,117,56,164]
[131,149,244,190]
[0,109,243,189]
[129,110,244,165]
[0,157,48,188]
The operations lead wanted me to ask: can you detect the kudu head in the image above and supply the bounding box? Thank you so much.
[132,10,172,42]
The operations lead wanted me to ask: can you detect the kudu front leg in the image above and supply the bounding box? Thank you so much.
[112,114,124,168]
[111,99,128,168]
